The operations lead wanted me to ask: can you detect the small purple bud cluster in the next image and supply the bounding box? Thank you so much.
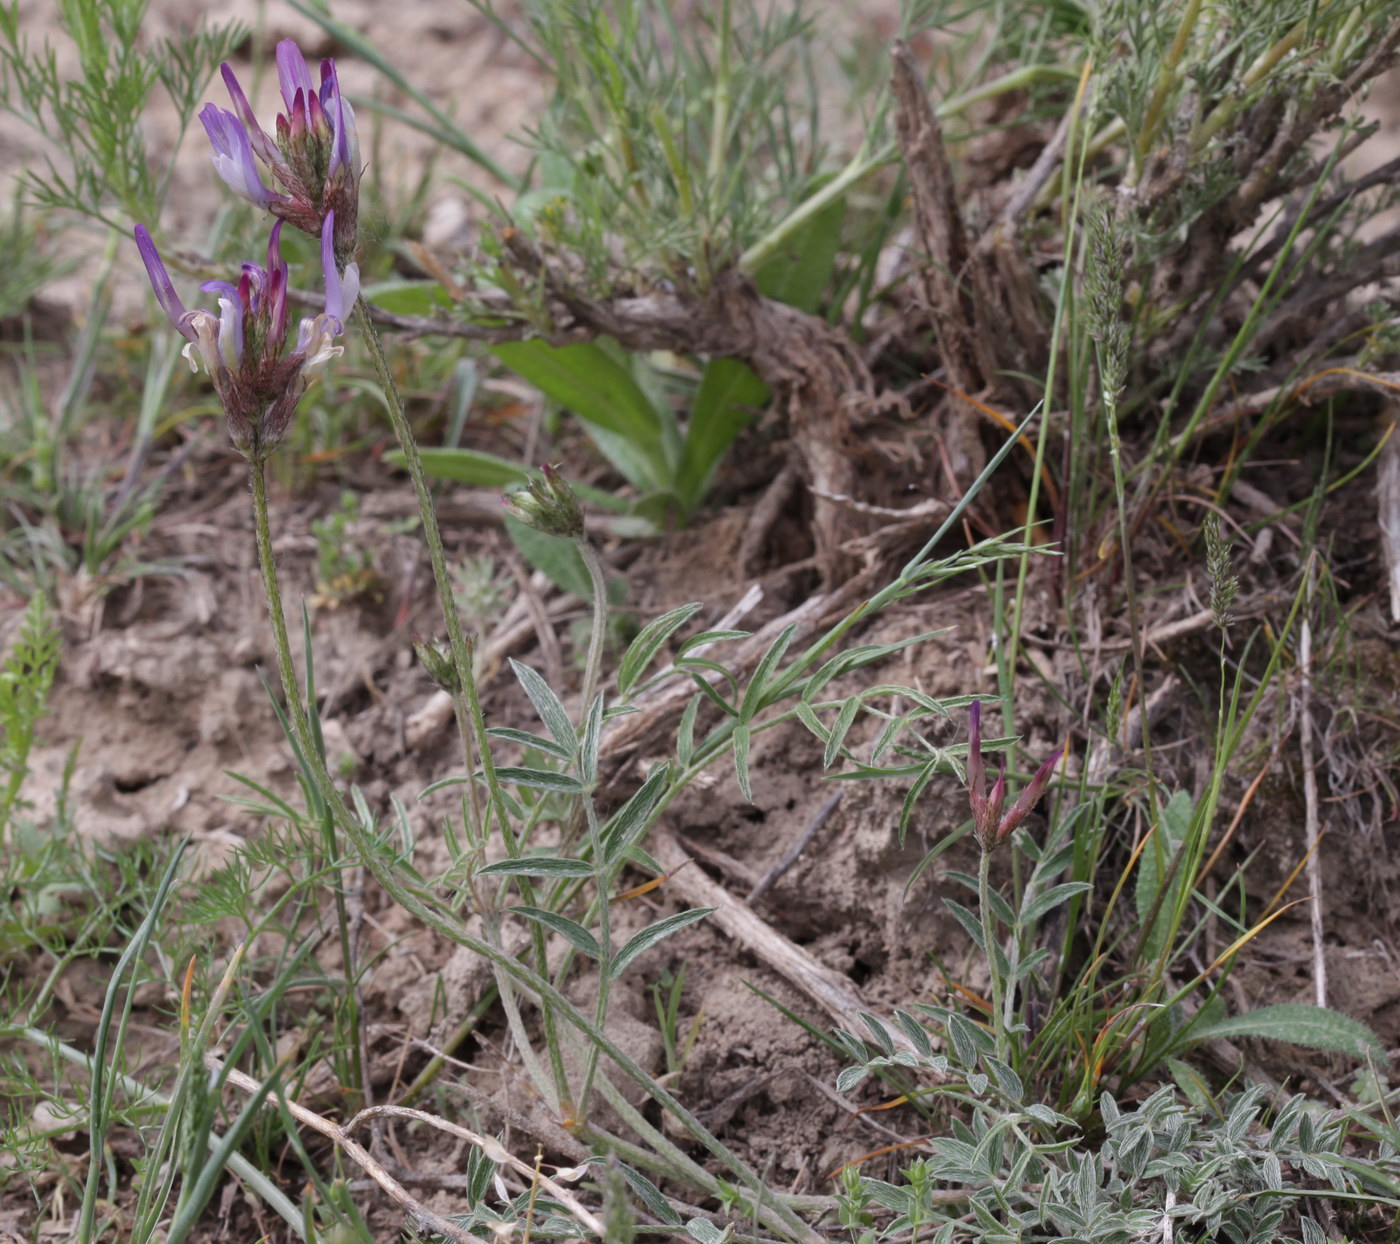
[135,41,363,463]
[967,701,1063,853]
[202,41,361,259]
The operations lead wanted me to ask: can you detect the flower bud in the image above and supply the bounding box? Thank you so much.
[205,41,361,260]
[413,636,460,694]
[502,464,585,539]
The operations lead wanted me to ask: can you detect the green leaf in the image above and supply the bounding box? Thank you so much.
[739,624,796,721]
[823,698,860,770]
[732,723,753,802]
[675,357,769,511]
[505,516,592,598]
[478,857,593,879]
[510,906,600,959]
[509,659,577,755]
[677,629,750,656]
[751,183,846,313]
[676,695,700,766]
[491,339,663,445]
[602,764,671,867]
[1135,789,1193,963]
[1019,882,1093,927]
[1190,1004,1385,1062]
[485,727,573,762]
[611,908,715,978]
[494,766,584,794]
[394,446,530,488]
[361,278,453,316]
[618,602,703,697]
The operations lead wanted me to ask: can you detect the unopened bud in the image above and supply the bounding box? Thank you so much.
[502,464,585,539]
[413,636,460,693]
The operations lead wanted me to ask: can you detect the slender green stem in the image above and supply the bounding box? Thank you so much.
[351,296,574,1110]
[350,297,497,853]
[979,846,1009,1065]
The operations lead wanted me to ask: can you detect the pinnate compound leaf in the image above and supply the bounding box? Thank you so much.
[611,908,715,979]
[1190,1003,1385,1061]
[510,906,600,959]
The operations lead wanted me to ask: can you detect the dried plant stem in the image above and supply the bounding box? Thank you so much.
[1299,566,1327,1008]
[210,1060,483,1243]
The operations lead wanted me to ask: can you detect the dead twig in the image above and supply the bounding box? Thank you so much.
[210,1059,483,1244]
[345,1104,604,1237]
[651,829,924,1058]
[1299,560,1328,1008]
[749,791,843,903]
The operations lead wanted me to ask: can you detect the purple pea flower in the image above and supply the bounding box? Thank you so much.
[201,40,361,261]
[133,213,359,462]
[967,700,1063,852]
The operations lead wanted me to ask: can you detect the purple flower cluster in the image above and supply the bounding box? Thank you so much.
[967,701,1063,852]
[134,213,359,462]
[201,40,360,258]
[134,40,363,462]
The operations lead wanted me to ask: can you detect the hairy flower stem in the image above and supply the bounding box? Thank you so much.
[349,296,572,1110]
[348,298,491,848]
[978,845,1009,1065]
[250,459,364,1109]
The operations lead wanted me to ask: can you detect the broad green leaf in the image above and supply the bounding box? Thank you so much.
[733,723,753,802]
[491,339,663,444]
[504,516,592,598]
[1190,1004,1385,1062]
[611,907,715,978]
[676,357,769,511]
[362,279,453,316]
[618,602,703,697]
[396,446,530,488]
[494,766,584,794]
[751,183,846,313]
[509,659,577,755]
[478,856,593,878]
[510,906,600,959]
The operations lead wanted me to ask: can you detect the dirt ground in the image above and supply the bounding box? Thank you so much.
[5,0,1400,1235]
